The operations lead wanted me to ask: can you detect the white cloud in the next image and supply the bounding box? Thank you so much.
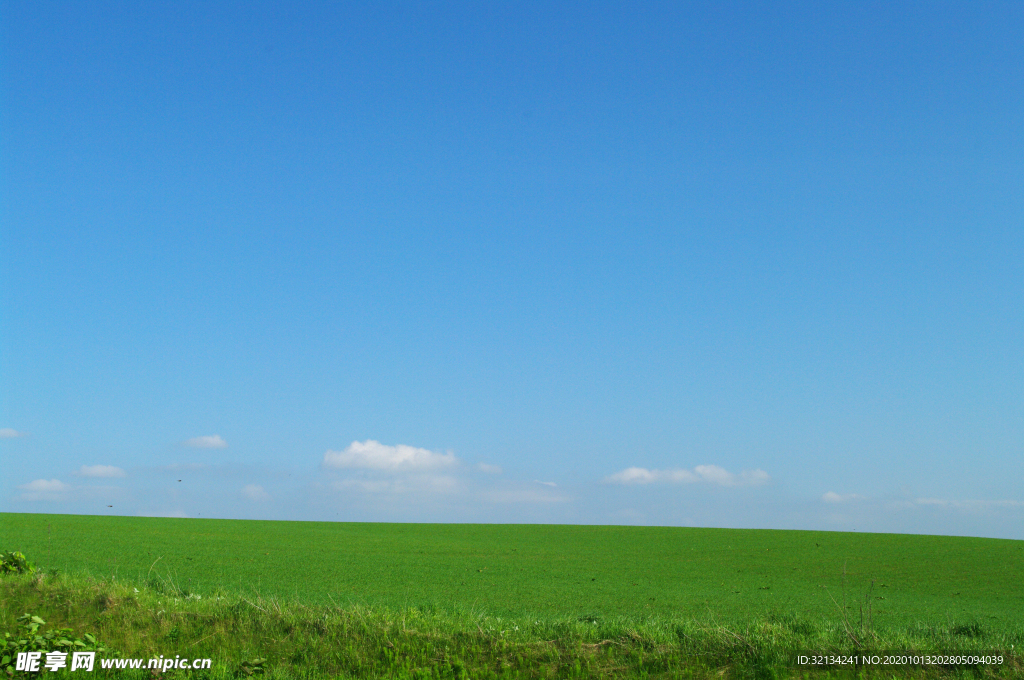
[694,465,735,485]
[822,491,864,503]
[0,428,27,438]
[18,479,69,501]
[77,465,127,478]
[912,498,1024,510]
[477,462,502,474]
[605,464,770,487]
[534,480,557,487]
[242,484,271,502]
[323,440,456,471]
[606,467,662,484]
[184,435,228,449]
[20,479,68,492]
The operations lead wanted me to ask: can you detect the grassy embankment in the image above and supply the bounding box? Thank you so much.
[2,513,1022,678]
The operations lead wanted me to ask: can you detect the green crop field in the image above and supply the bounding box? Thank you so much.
[3,513,1022,628]
[2,513,1022,678]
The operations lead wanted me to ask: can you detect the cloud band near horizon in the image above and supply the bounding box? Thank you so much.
[606,465,770,487]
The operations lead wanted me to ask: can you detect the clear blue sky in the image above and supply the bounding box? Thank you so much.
[2,1,1021,538]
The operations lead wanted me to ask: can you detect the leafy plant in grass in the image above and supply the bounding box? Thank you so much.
[1,614,107,678]
[0,552,34,576]
[237,656,267,677]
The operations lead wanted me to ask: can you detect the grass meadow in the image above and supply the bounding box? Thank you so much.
[2,513,1022,678]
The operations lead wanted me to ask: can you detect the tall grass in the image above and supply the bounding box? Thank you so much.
[1,571,1020,679]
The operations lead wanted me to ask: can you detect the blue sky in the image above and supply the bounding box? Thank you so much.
[2,1,1021,538]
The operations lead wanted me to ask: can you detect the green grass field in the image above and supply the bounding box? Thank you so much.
[2,513,1022,678]
[4,513,1022,628]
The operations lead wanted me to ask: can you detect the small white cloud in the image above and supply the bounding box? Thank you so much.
[242,484,271,502]
[606,467,662,484]
[476,462,503,474]
[20,479,68,492]
[534,480,557,487]
[605,465,769,487]
[184,435,227,449]
[77,465,127,478]
[693,465,734,485]
[17,479,69,501]
[822,491,864,504]
[1,428,27,438]
[323,440,456,471]
[738,469,771,486]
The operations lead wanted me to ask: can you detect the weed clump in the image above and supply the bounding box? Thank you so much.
[0,552,34,577]
[950,622,985,639]
[0,614,107,678]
